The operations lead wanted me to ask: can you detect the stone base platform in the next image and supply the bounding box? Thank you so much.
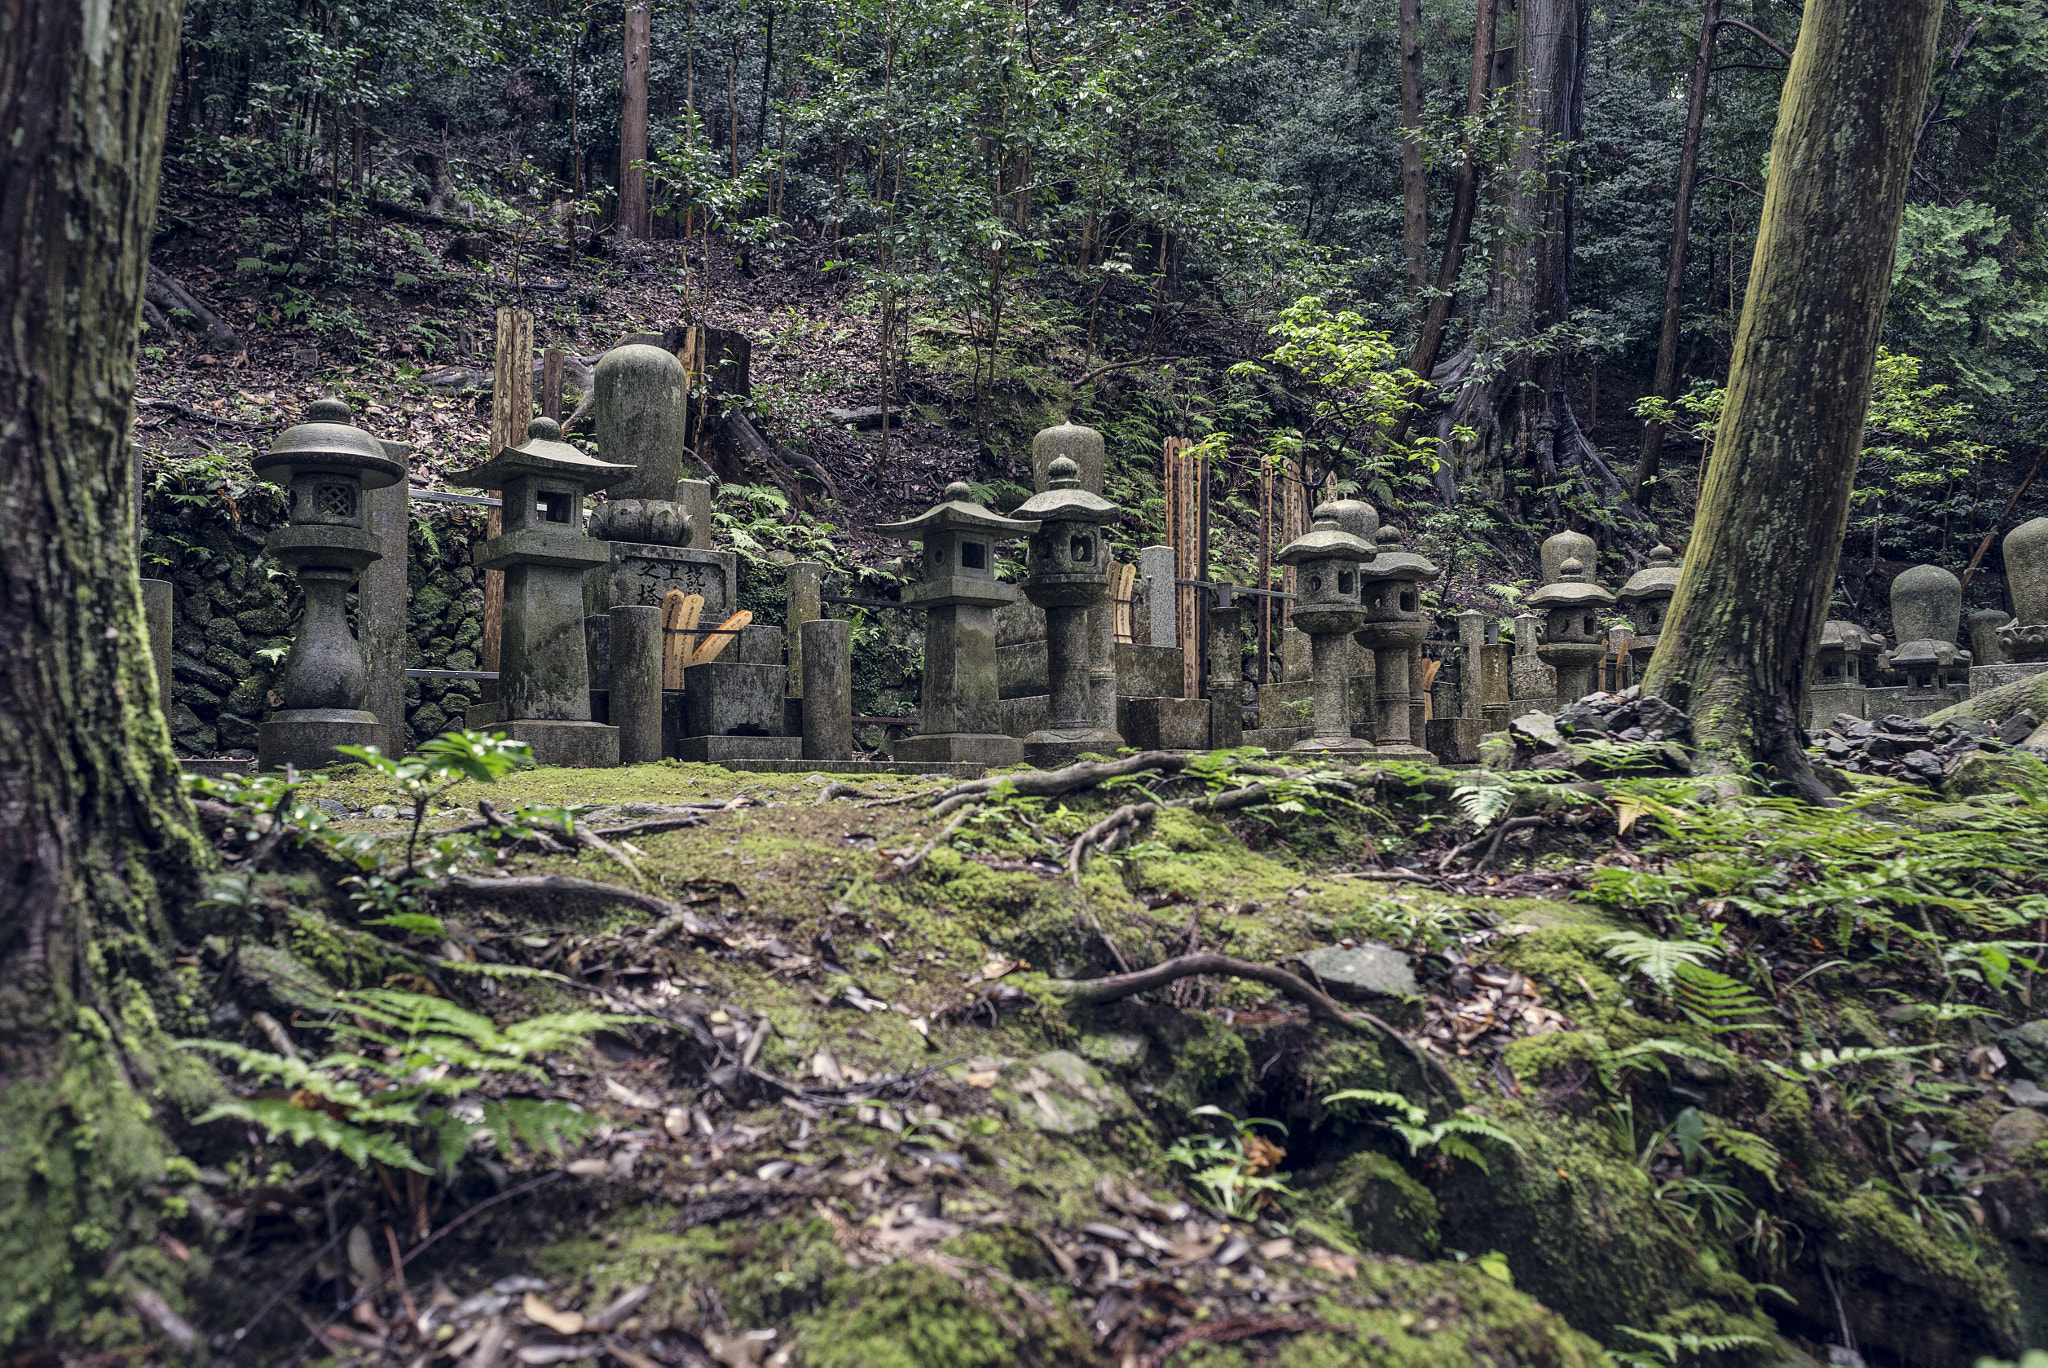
[260,708,387,771]
[675,734,802,763]
[182,759,254,778]
[1001,694,1049,738]
[1971,662,2048,697]
[1425,717,1483,764]
[1242,726,1310,752]
[709,759,989,779]
[896,732,1024,765]
[505,719,620,768]
[1864,684,1968,722]
[1119,697,1211,750]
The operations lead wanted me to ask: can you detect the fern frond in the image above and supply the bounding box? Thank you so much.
[1598,932,1717,991]
[1797,1044,1937,1073]
[1321,1088,1428,1126]
[194,1097,430,1173]
[1672,962,1776,1032]
[1452,782,1516,831]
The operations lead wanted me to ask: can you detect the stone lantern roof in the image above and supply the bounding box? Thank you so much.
[875,481,1039,542]
[1527,557,1614,610]
[447,417,636,494]
[253,397,404,489]
[1275,502,1374,566]
[1014,457,1118,524]
[1360,526,1436,581]
[1618,544,1681,603]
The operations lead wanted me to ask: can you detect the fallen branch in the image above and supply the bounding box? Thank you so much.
[146,264,244,354]
[136,396,265,429]
[910,751,1191,818]
[1046,953,1460,1102]
[1438,815,1546,874]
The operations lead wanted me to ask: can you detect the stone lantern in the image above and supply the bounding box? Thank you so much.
[1616,544,1681,668]
[1014,456,1124,764]
[1998,517,2048,666]
[1808,618,1876,726]
[450,417,634,766]
[1881,563,1970,713]
[1275,503,1377,756]
[1353,526,1438,760]
[253,398,405,771]
[876,481,1040,765]
[1527,556,1614,705]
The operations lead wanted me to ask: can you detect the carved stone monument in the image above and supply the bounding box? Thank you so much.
[1016,457,1124,764]
[453,417,630,766]
[253,399,405,771]
[876,481,1038,766]
[1354,526,1437,761]
[1616,544,1681,669]
[1878,563,1971,719]
[1528,556,1614,707]
[1276,503,1377,757]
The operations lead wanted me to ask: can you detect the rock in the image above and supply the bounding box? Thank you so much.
[1999,1020,2048,1082]
[1076,1033,1147,1068]
[2005,1079,2048,1110]
[230,942,342,1012]
[824,406,903,430]
[216,713,260,751]
[1880,714,1931,736]
[1509,713,1562,752]
[1999,710,2041,745]
[1898,750,1946,784]
[1945,750,2048,799]
[368,804,400,819]
[993,1051,1135,1135]
[1990,1107,2048,1160]
[1299,943,1420,1022]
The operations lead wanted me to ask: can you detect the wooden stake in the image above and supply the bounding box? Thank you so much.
[1258,466,1273,685]
[542,345,565,421]
[482,307,534,678]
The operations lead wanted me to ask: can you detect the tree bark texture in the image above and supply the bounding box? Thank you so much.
[0,0,211,1342]
[1403,0,1497,392]
[1399,0,1428,300]
[1633,0,1720,508]
[619,0,651,239]
[1640,0,1944,799]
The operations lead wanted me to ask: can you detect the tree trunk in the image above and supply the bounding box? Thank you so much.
[619,0,651,239]
[1632,0,1719,510]
[0,0,211,1341]
[1640,0,1944,800]
[1399,0,1428,300]
[1403,0,1497,391]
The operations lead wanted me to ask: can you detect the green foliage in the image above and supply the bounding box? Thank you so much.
[1162,1106,1296,1217]
[182,988,617,1175]
[1610,1326,1769,1367]
[1321,1090,1523,1175]
[335,728,532,868]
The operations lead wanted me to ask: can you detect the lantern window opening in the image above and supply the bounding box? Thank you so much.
[1308,574,1323,594]
[961,540,986,570]
[315,484,356,519]
[930,543,948,567]
[1401,591,1417,613]
[1582,614,1594,634]
[536,490,573,524]
[1338,571,1355,595]
[1069,534,1093,563]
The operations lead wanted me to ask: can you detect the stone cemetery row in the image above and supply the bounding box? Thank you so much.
[139,342,2048,773]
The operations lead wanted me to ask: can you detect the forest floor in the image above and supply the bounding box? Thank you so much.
[160,712,2048,1368]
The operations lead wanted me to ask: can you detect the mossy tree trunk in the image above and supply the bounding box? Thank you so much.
[0,0,210,1343]
[1640,0,1945,800]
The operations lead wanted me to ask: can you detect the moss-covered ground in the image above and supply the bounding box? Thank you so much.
[73,744,2048,1367]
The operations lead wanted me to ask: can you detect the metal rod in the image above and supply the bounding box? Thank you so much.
[408,489,502,508]
[853,715,919,726]
[405,669,499,679]
[823,594,908,609]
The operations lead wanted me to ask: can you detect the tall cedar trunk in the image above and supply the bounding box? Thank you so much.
[1435,0,1589,507]
[619,0,651,238]
[0,0,210,1340]
[1640,0,1944,799]
[1404,0,1497,390]
[1633,0,1720,508]
[1399,0,1428,299]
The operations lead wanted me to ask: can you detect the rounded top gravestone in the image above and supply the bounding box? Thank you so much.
[1031,422,1105,495]
[1322,497,1380,544]
[1889,563,1964,666]
[1540,528,1597,585]
[594,343,690,503]
[2006,518,2048,628]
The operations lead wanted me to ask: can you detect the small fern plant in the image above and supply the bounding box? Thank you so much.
[1599,932,1775,1033]
[1322,1089,1523,1174]
[1611,1326,1769,1366]
[183,988,627,1175]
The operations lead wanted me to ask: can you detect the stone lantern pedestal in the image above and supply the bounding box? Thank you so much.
[1353,527,1437,761]
[254,399,405,771]
[453,418,633,766]
[1277,503,1377,757]
[876,481,1039,766]
[1617,544,1680,670]
[1015,457,1124,765]
[1527,555,1614,707]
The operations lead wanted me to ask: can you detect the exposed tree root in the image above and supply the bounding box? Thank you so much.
[146,263,245,354]
[1067,802,1158,885]
[1438,815,1547,873]
[1045,953,1461,1102]
[909,751,1191,817]
[439,873,683,921]
[882,803,981,881]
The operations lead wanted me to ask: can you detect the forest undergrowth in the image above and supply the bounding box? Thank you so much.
[58,719,2048,1368]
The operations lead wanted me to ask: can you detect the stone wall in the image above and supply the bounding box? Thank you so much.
[143,481,487,756]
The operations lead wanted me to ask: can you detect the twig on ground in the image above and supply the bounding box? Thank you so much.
[1066,802,1159,886]
[883,804,981,881]
[1438,815,1546,873]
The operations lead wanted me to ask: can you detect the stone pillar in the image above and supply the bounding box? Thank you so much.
[1456,610,1486,719]
[1510,613,1557,713]
[801,617,853,761]
[595,344,689,501]
[1089,581,1118,736]
[679,479,716,550]
[1282,626,1311,681]
[1208,602,1243,749]
[1406,642,1428,749]
[1478,641,1511,733]
[1607,626,1634,692]
[1139,544,1175,649]
[610,604,664,764]
[785,560,823,697]
[359,478,411,753]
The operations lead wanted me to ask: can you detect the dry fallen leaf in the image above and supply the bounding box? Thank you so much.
[1307,1250,1359,1278]
[964,1070,999,1088]
[522,1291,585,1336]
